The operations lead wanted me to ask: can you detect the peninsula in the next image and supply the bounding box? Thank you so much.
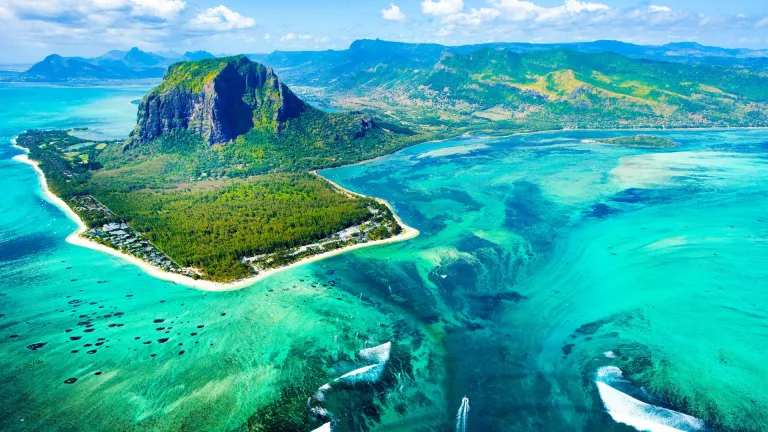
[15,56,422,288]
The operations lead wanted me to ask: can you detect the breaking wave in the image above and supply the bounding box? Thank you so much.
[596,366,705,432]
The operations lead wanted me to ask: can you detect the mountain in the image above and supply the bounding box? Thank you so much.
[15,47,205,82]
[281,45,768,130]
[105,55,417,177]
[20,54,123,81]
[128,56,307,146]
[183,51,216,61]
[87,47,167,79]
[252,39,768,89]
[12,39,768,84]
[122,47,167,66]
[416,49,768,127]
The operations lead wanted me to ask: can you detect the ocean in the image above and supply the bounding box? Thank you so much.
[1,83,767,431]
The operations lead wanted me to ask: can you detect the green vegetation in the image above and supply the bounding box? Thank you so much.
[120,55,429,178]
[592,135,679,149]
[16,130,108,196]
[18,128,404,282]
[12,58,421,281]
[154,56,230,92]
[18,85,407,282]
[102,114,424,180]
[297,48,768,134]
[96,173,384,281]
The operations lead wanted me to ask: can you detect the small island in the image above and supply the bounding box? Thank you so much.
[588,135,679,149]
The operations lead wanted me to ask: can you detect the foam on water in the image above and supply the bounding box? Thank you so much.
[456,396,470,432]
[335,363,385,384]
[596,367,705,432]
[311,422,331,432]
[358,341,391,363]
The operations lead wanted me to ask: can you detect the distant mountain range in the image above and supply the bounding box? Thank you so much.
[6,39,768,84]
[250,39,768,88]
[11,47,216,82]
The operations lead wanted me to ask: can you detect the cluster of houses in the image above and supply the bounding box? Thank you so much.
[242,208,392,272]
[84,221,195,277]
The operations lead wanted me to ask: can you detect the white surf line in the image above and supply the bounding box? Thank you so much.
[310,423,331,432]
[456,396,470,432]
[596,366,705,432]
[11,138,419,292]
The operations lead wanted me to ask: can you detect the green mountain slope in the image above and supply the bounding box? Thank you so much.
[315,47,768,130]
[99,55,421,180]
[252,39,768,90]
[419,49,768,127]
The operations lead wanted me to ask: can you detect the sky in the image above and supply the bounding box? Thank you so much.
[0,0,766,63]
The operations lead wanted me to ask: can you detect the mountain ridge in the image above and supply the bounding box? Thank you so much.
[13,47,217,82]
[10,38,768,83]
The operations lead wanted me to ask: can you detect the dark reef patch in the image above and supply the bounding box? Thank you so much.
[26,342,47,350]
[587,203,620,219]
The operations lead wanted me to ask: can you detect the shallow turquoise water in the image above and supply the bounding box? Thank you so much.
[322,130,768,431]
[2,84,768,431]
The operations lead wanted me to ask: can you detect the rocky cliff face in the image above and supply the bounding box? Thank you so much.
[128,56,307,147]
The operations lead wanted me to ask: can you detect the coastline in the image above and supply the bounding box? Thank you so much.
[11,139,419,292]
[9,124,765,291]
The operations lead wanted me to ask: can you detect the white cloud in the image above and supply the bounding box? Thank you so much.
[264,33,272,40]
[0,0,188,57]
[422,0,464,16]
[757,17,768,28]
[444,7,500,26]
[562,0,608,13]
[492,0,609,23]
[381,3,406,21]
[430,0,612,27]
[1,0,185,21]
[188,5,255,31]
[132,0,185,20]
[281,33,314,42]
[649,5,672,13]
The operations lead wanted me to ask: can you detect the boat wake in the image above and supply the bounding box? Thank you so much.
[596,366,705,432]
[456,396,470,432]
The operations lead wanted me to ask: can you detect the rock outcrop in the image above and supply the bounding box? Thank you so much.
[127,56,307,147]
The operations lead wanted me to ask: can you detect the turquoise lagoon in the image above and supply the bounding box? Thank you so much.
[1,83,767,431]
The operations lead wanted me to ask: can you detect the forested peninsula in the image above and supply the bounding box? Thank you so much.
[16,56,421,284]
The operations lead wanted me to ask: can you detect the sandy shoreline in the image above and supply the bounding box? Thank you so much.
[11,139,419,292]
